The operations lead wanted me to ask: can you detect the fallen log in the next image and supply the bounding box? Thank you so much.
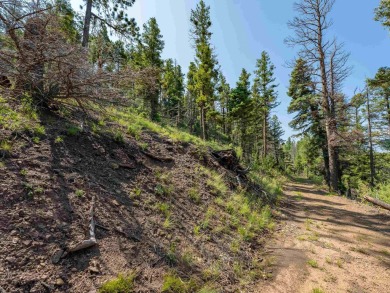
[363,195,390,211]
[69,196,97,253]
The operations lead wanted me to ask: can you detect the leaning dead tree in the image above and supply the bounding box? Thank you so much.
[0,1,158,110]
[286,0,351,192]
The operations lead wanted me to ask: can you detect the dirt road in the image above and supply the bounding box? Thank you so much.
[260,180,390,293]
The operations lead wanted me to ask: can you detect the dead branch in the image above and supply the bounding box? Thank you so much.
[69,196,97,253]
[363,195,390,211]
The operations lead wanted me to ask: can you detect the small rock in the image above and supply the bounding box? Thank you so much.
[55,278,65,286]
[23,240,32,246]
[10,230,18,236]
[51,249,64,264]
[5,256,16,264]
[110,162,119,170]
[112,199,120,206]
[12,237,19,244]
[41,274,49,280]
[71,268,77,272]
[89,266,100,274]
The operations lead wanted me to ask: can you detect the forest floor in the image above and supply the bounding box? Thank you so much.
[259,179,390,293]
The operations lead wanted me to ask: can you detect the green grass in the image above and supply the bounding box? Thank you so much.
[372,183,390,204]
[0,140,12,152]
[99,273,136,293]
[155,202,171,217]
[0,96,40,134]
[312,288,325,293]
[105,107,229,151]
[199,166,228,196]
[75,189,86,197]
[188,187,201,204]
[307,259,319,268]
[161,271,198,293]
[54,136,64,144]
[113,131,125,143]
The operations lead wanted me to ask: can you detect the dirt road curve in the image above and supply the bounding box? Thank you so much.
[260,180,390,293]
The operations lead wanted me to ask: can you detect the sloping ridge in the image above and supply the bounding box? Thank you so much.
[0,112,273,293]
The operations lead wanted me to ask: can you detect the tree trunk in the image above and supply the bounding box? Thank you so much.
[325,117,339,192]
[150,92,159,121]
[263,113,267,157]
[386,94,390,135]
[222,106,226,135]
[82,0,93,47]
[322,145,330,188]
[200,104,206,140]
[366,91,375,187]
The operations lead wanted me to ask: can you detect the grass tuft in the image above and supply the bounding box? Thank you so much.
[99,273,135,293]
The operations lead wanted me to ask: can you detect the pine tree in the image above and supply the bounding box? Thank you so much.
[375,0,390,30]
[161,59,184,124]
[229,69,251,157]
[185,62,199,134]
[135,17,164,120]
[190,0,217,140]
[252,51,279,158]
[367,67,390,148]
[287,58,330,185]
[216,71,231,135]
[269,115,285,167]
[81,0,137,47]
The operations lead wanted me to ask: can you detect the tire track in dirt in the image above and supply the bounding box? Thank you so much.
[258,180,390,293]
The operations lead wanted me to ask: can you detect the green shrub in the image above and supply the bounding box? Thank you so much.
[54,136,64,144]
[34,125,46,136]
[67,125,81,136]
[113,131,125,143]
[99,273,135,293]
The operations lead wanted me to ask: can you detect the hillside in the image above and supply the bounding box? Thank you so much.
[0,100,280,293]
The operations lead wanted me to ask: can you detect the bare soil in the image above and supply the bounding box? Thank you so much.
[260,180,390,293]
[0,113,269,293]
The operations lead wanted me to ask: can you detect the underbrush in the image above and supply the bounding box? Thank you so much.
[362,182,390,204]
[104,106,229,151]
[0,96,46,157]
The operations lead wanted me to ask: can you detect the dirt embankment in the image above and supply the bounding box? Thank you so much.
[0,113,271,293]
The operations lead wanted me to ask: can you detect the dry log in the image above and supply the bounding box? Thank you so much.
[363,195,390,211]
[69,196,97,253]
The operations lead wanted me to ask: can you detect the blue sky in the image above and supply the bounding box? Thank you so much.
[71,0,390,139]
